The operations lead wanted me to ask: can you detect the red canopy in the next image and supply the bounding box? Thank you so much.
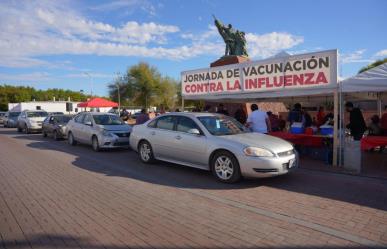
[77,97,118,108]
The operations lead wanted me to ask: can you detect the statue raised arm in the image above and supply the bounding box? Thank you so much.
[212,15,248,57]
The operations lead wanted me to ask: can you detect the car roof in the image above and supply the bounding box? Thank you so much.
[24,110,47,112]
[163,112,220,118]
[80,112,116,115]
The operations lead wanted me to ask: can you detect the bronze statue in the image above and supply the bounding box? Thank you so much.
[213,15,248,57]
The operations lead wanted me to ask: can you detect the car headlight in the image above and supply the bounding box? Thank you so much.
[243,147,274,157]
[102,130,114,137]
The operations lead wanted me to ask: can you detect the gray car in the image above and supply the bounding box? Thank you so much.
[42,114,73,140]
[66,112,132,151]
[130,112,298,183]
[3,112,21,128]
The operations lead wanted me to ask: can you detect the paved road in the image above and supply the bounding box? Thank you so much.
[0,128,387,249]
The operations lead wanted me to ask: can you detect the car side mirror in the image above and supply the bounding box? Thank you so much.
[84,121,92,126]
[187,128,201,135]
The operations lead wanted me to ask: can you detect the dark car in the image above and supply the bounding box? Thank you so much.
[42,114,73,140]
[3,111,21,128]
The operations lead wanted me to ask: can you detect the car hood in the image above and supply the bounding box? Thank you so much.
[219,132,293,154]
[98,124,132,132]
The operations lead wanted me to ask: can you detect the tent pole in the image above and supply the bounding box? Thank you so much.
[332,89,339,166]
[339,84,344,167]
[377,93,382,117]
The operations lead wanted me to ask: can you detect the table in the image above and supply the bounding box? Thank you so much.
[268,131,331,147]
[361,136,387,151]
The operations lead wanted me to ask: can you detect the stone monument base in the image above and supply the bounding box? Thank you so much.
[210,55,250,67]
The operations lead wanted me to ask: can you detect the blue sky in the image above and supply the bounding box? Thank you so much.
[0,0,386,96]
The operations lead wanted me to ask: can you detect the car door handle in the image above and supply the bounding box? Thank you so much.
[175,135,182,140]
[150,131,156,135]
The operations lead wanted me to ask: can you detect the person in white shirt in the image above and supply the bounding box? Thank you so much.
[246,104,271,134]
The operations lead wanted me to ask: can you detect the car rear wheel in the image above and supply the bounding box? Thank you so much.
[138,140,155,163]
[92,136,100,152]
[211,151,241,183]
[17,124,22,132]
[53,130,59,140]
[42,130,47,137]
[68,132,77,146]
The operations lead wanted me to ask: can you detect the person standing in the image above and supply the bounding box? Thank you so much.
[234,105,247,124]
[216,104,229,116]
[381,111,387,135]
[135,109,150,125]
[316,106,326,127]
[267,111,279,131]
[246,104,271,134]
[345,102,366,140]
[287,103,303,125]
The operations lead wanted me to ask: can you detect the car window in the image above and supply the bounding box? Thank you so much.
[198,115,248,136]
[27,112,48,117]
[83,114,92,124]
[55,115,72,124]
[74,114,85,123]
[155,116,176,131]
[177,116,200,133]
[93,114,124,125]
[147,119,157,128]
[9,112,20,117]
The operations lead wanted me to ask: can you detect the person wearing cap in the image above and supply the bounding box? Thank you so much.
[345,102,366,140]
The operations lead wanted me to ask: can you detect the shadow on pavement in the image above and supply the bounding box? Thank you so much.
[4,128,387,211]
[1,233,386,249]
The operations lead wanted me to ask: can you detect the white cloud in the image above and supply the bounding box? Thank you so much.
[65,73,115,79]
[340,49,372,64]
[0,0,304,67]
[0,72,51,82]
[374,49,387,57]
[246,32,304,58]
[90,0,157,16]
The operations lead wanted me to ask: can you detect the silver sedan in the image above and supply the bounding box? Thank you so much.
[130,112,298,183]
[67,112,132,151]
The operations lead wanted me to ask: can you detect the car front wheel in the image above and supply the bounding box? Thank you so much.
[92,136,100,152]
[138,140,155,163]
[211,151,241,183]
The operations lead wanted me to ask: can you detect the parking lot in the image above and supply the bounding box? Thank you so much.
[1,127,387,249]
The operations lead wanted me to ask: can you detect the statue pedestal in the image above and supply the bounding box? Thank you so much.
[210,55,250,67]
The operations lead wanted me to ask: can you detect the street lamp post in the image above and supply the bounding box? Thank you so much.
[83,72,93,97]
[116,84,121,115]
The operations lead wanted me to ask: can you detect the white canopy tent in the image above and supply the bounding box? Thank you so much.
[341,63,387,93]
[182,50,341,165]
[340,62,387,116]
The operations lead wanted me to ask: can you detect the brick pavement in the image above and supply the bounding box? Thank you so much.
[0,129,387,249]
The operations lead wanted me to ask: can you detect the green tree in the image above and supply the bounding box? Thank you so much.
[358,58,387,73]
[0,84,89,111]
[108,62,180,110]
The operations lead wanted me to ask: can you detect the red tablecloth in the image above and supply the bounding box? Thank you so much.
[361,136,387,151]
[268,131,328,147]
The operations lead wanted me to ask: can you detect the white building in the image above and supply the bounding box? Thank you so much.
[8,101,81,114]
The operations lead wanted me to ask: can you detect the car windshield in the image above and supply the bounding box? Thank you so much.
[55,115,72,123]
[198,115,248,136]
[93,114,124,125]
[27,112,48,117]
[9,112,21,117]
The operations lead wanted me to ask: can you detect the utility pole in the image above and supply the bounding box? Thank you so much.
[117,84,121,114]
[83,72,93,97]
[116,72,121,115]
